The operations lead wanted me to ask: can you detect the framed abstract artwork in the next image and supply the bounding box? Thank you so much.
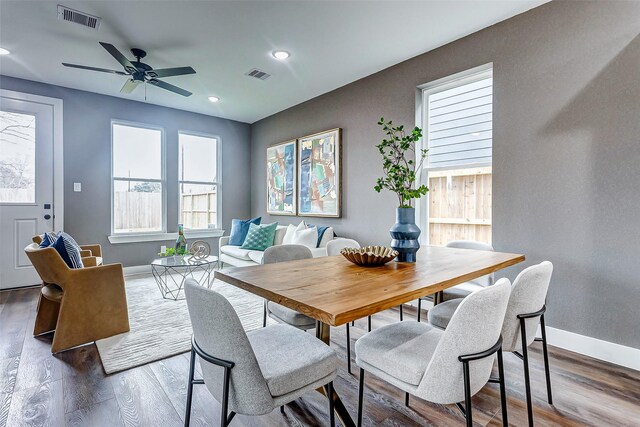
[266,139,297,215]
[297,128,341,217]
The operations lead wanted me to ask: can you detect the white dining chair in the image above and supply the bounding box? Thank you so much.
[428,261,554,427]
[184,279,338,426]
[356,278,512,427]
[416,240,494,321]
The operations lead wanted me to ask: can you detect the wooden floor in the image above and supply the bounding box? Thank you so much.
[1,287,639,427]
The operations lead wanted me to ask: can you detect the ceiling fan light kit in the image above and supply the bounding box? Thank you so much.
[62,42,196,97]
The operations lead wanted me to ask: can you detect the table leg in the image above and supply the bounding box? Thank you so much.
[315,321,356,427]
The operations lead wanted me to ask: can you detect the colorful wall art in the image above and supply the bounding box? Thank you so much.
[297,128,341,217]
[266,139,297,215]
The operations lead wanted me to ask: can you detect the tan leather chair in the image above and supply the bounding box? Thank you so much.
[24,242,130,353]
[31,235,103,266]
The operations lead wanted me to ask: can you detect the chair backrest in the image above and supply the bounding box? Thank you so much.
[326,238,360,256]
[24,243,70,285]
[446,240,494,287]
[501,261,553,352]
[419,278,511,404]
[262,244,312,264]
[184,279,274,415]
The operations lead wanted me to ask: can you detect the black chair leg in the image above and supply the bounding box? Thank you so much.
[462,361,473,427]
[351,320,355,326]
[417,298,422,322]
[328,381,335,427]
[367,316,372,332]
[280,405,285,414]
[357,368,365,427]
[497,348,509,426]
[540,314,553,404]
[221,366,231,427]
[405,392,410,407]
[185,348,196,427]
[346,323,352,374]
[263,305,267,327]
[399,304,403,321]
[520,320,534,427]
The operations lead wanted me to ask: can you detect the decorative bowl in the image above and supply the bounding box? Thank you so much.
[340,246,399,267]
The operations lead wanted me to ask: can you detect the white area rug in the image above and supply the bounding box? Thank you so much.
[96,275,265,374]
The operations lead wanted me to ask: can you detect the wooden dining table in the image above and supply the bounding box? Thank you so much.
[215,245,525,426]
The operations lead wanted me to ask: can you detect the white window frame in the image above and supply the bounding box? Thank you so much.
[177,130,222,231]
[109,119,167,237]
[415,63,493,244]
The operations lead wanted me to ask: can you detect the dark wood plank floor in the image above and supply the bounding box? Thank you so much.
[1,287,639,427]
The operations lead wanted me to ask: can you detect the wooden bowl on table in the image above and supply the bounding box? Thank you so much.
[340,246,398,267]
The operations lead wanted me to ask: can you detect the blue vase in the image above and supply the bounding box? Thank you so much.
[390,207,421,262]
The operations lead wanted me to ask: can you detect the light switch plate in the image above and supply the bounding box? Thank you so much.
[73,182,81,192]
[160,245,166,254]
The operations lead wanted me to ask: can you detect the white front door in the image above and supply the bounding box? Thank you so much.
[0,94,56,289]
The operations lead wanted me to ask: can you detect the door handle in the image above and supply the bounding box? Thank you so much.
[44,214,51,220]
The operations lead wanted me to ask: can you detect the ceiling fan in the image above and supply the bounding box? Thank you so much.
[62,42,196,97]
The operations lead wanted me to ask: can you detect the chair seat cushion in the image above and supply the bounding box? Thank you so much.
[41,284,63,302]
[247,250,263,264]
[248,324,338,397]
[428,298,463,329]
[443,282,484,301]
[355,321,443,386]
[267,301,315,327]
[220,245,253,261]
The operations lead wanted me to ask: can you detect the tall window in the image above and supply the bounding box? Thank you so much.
[112,122,164,234]
[179,132,219,230]
[420,66,493,246]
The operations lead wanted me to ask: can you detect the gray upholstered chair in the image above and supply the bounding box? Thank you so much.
[184,279,338,427]
[416,240,494,321]
[356,278,511,427]
[262,245,316,330]
[428,261,553,427]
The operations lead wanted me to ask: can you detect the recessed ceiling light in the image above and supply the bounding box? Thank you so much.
[0,48,10,55]
[272,50,290,60]
[208,96,220,103]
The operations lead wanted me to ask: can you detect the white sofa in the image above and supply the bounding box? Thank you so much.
[218,225,336,267]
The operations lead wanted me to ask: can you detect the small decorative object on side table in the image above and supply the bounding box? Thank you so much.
[374,118,429,262]
[151,254,218,301]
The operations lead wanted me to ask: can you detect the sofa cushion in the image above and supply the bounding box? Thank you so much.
[273,225,288,246]
[229,217,261,246]
[51,232,84,269]
[291,226,318,249]
[282,221,306,245]
[241,223,278,251]
[220,245,253,261]
[247,250,264,264]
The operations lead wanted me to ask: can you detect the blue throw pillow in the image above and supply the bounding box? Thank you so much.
[229,217,261,246]
[52,232,84,268]
[39,232,57,248]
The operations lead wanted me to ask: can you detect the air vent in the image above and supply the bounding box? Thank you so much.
[245,68,271,80]
[57,5,101,30]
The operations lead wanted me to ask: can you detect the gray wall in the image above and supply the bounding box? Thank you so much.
[0,75,251,266]
[250,1,640,349]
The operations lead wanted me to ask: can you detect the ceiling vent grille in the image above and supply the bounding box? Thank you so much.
[57,5,101,30]
[245,69,271,80]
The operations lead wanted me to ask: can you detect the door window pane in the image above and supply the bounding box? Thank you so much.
[0,111,36,203]
[113,180,162,233]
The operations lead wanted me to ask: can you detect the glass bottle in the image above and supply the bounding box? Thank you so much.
[175,224,187,255]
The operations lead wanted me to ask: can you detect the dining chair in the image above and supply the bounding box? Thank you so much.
[416,240,494,322]
[428,261,553,427]
[262,245,316,330]
[355,278,511,427]
[184,279,338,427]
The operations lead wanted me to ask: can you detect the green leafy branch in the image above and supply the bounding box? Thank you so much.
[374,118,429,208]
[158,247,188,257]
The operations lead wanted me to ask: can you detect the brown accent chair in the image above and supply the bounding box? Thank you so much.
[31,235,103,266]
[24,241,130,353]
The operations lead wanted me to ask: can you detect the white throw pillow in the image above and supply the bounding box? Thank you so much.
[282,221,306,245]
[291,226,318,249]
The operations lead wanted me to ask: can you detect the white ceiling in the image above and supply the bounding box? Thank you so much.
[0,1,548,123]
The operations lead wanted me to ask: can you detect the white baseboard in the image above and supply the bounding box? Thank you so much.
[123,265,151,277]
[542,326,640,371]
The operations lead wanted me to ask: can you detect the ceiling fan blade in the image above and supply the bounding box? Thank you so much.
[148,79,192,97]
[99,42,137,73]
[120,79,141,94]
[147,66,196,78]
[62,63,128,75]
